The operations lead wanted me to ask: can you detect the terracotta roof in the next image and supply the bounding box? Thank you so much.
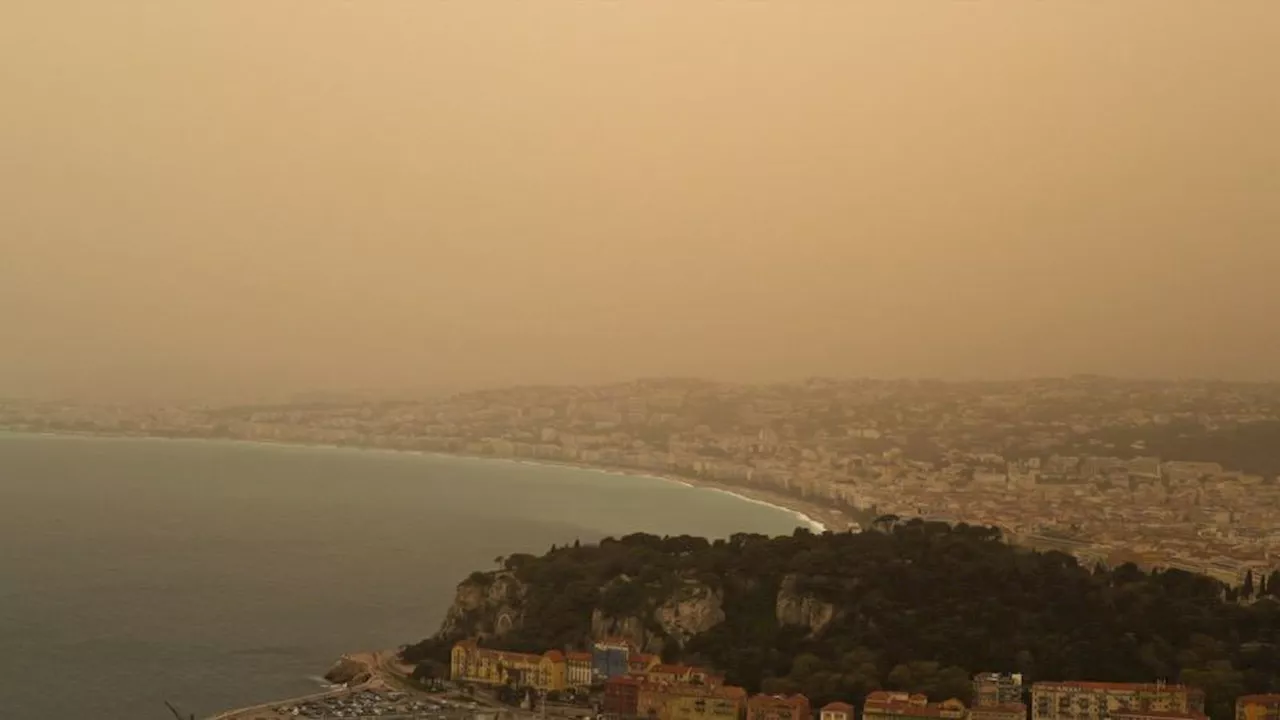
[482,649,543,665]
[641,681,745,701]
[864,703,951,718]
[543,650,565,662]
[823,702,855,712]
[597,637,637,650]
[566,651,592,662]
[1238,696,1280,705]
[466,650,540,668]
[750,694,810,709]
[865,696,965,719]
[1033,681,1194,693]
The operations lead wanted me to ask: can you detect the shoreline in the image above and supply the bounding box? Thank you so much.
[483,454,833,533]
[0,429,848,534]
[2,429,849,719]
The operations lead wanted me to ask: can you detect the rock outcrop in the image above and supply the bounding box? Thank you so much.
[775,574,838,635]
[655,579,725,646]
[433,570,725,653]
[587,576,725,652]
[590,609,659,653]
[323,656,367,685]
[437,571,527,640]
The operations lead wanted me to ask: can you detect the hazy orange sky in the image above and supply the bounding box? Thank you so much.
[2,2,1278,401]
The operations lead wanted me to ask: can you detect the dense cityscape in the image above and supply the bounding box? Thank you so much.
[447,637,1280,720]
[5,376,1280,583]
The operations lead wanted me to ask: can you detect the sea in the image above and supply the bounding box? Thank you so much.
[0,432,807,719]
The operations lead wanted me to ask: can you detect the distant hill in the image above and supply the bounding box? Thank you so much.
[402,522,1280,720]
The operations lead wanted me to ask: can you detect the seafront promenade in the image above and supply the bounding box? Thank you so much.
[205,647,574,720]
[205,650,530,720]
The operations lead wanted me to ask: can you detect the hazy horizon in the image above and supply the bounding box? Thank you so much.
[3,2,1278,402]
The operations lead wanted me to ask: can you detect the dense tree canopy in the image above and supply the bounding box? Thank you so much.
[403,523,1280,720]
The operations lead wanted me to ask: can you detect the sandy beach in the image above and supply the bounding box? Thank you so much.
[479,454,853,533]
[14,430,853,534]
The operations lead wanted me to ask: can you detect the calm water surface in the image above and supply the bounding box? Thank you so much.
[0,433,801,719]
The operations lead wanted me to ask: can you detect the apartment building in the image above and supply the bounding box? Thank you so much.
[970,704,1029,720]
[975,673,1025,707]
[862,691,966,720]
[639,682,747,720]
[1238,695,1280,720]
[1112,710,1207,720]
[822,702,855,720]
[748,694,812,720]
[566,651,593,688]
[593,639,635,681]
[1031,682,1205,720]
[604,676,643,719]
[450,640,567,692]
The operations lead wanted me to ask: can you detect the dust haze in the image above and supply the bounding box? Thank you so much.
[2,2,1277,401]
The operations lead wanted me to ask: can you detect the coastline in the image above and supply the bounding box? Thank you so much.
[1,429,847,719]
[0,429,847,535]
[485,454,835,533]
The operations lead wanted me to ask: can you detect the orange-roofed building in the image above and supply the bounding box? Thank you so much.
[648,664,714,685]
[1238,695,1280,720]
[748,694,811,720]
[629,653,661,675]
[639,681,748,720]
[863,692,964,720]
[821,702,854,720]
[566,651,594,688]
[1031,682,1204,720]
[969,703,1028,720]
[450,640,567,692]
[604,676,643,718]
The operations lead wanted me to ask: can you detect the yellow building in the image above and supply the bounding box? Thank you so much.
[1238,695,1280,720]
[969,703,1028,720]
[1031,682,1204,720]
[647,664,715,686]
[639,681,747,720]
[451,640,567,692]
[863,691,964,720]
[566,651,594,688]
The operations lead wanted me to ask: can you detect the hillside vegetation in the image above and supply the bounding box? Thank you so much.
[402,522,1280,720]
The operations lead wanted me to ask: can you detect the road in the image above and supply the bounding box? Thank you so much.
[205,680,377,720]
[205,649,585,720]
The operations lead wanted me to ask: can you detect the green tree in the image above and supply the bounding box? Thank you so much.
[402,525,1280,720]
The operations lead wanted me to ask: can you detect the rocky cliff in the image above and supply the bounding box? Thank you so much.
[775,574,839,635]
[323,656,372,686]
[590,608,658,652]
[437,571,528,640]
[584,576,727,653]
[655,578,726,645]
[430,566,854,651]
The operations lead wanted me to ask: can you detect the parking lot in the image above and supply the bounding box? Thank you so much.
[273,690,491,719]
